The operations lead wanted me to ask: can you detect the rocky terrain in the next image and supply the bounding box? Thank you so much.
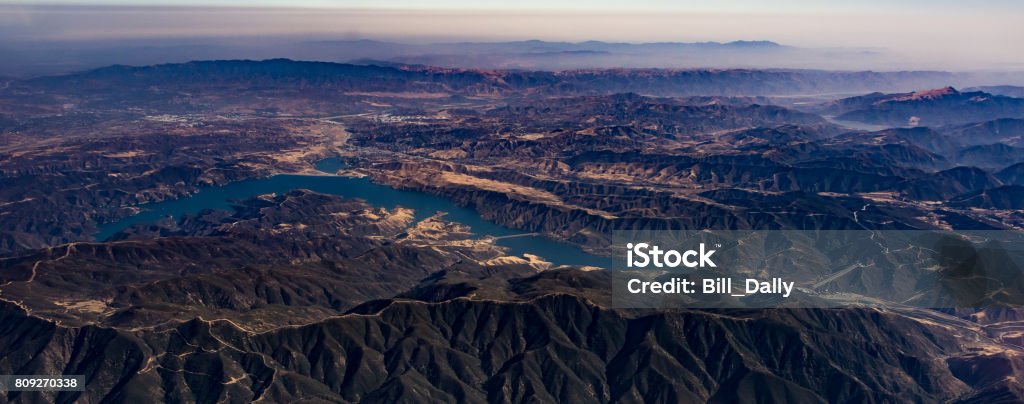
[2,60,1024,402]
[0,115,347,253]
[342,89,1024,247]
[2,192,1023,402]
[818,87,1024,127]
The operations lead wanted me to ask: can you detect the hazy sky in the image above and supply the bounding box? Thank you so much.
[1,1,1023,71]
[4,0,1024,12]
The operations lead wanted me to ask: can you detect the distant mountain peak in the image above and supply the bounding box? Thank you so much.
[828,86,1024,127]
[898,86,960,101]
[723,40,783,48]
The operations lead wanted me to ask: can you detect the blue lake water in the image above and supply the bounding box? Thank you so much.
[95,158,607,267]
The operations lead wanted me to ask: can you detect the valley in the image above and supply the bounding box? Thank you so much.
[1,59,1024,402]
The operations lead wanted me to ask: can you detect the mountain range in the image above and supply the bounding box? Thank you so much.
[821,87,1024,127]
[2,59,1024,402]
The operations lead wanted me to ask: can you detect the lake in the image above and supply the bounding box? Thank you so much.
[95,157,607,268]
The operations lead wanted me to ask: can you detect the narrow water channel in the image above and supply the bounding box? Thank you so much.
[95,158,607,267]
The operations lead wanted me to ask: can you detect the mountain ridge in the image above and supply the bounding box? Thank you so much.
[19,58,965,97]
